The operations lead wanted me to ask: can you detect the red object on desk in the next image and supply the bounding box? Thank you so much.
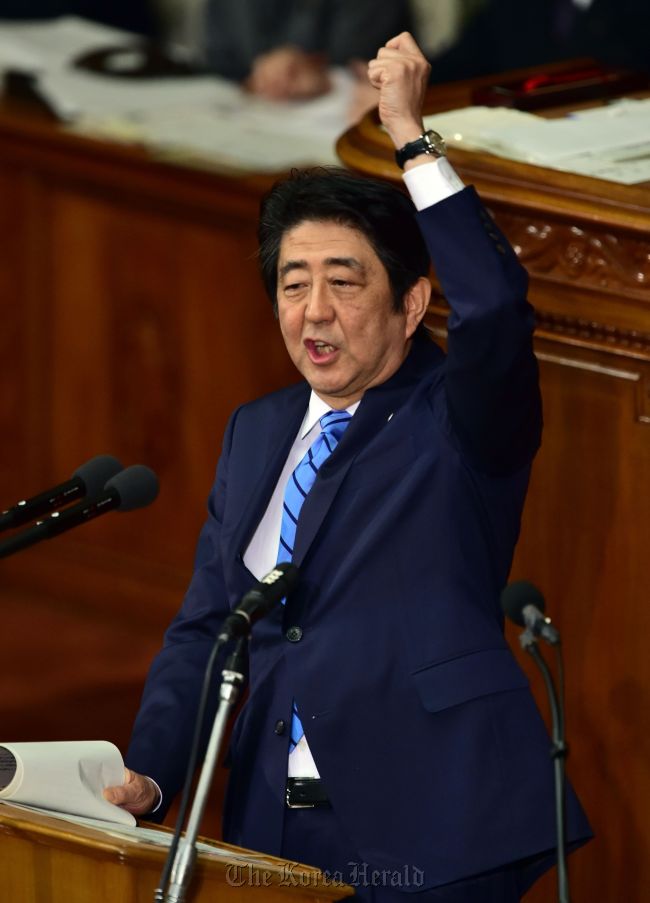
[473,63,650,110]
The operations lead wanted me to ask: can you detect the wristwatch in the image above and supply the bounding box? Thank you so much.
[395,129,447,169]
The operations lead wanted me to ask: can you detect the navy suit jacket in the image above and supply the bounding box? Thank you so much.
[128,187,591,890]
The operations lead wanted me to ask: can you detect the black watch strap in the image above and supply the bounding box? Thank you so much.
[395,129,447,170]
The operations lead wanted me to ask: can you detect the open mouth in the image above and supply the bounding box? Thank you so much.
[305,339,338,362]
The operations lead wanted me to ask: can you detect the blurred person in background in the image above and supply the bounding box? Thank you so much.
[200,0,412,100]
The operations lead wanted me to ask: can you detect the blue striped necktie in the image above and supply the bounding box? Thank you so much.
[277,408,352,752]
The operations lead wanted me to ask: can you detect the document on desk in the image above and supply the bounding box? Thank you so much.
[64,67,352,170]
[422,99,650,184]
[69,72,350,170]
[0,740,136,826]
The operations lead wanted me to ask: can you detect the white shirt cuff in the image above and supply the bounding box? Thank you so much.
[147,776,163,813]
[402,158,465,211]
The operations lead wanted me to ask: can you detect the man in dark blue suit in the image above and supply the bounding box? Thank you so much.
[107,32,591,901]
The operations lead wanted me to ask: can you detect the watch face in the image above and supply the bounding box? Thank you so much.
[424,130,446,156]
[395,130,447,168]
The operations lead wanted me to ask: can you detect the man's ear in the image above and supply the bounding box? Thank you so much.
[403,276,432,339]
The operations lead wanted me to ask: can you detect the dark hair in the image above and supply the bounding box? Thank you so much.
[258,167,430,315]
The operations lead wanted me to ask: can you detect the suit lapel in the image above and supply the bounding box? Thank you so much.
[229,382,310,566]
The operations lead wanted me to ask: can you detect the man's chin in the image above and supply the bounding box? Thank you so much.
[308,381,363,409]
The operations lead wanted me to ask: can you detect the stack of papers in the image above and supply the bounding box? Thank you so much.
[423,100,650,185]
[0,740,135,825]
[0,16,134,75]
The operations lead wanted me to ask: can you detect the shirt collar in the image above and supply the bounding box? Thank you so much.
[300,391,360,440]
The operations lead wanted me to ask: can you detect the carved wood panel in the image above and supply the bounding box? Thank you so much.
[495,211,650,304]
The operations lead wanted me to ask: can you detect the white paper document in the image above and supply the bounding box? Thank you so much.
[422,99,650,185]
[0,16,138,75]
[0,740,135,826]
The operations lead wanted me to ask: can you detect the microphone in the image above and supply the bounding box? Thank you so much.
[501,580,571,903]
[0,454,124,533]
[500,580,560,645]
[0,464,159,560]
[218,563,299,640]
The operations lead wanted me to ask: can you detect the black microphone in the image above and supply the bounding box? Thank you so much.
[0,464,159,559]
[0,454,124,533]
[501,580,560,645]
[218,563,300,640]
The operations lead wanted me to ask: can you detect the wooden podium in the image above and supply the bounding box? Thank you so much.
[0,803,352,903]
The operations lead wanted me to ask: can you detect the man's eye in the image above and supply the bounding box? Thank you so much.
[332,279,354,287]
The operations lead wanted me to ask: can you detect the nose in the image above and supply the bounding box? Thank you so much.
[304,280,334,323]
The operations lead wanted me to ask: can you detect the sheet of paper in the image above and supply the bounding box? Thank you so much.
[0,740,135,826]
[38,68,240,122]
[0,34,43,72]
[0,16,137,74]
[422,100,650,184]
[69,68,354,171]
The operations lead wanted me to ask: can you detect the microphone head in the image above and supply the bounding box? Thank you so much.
[72,455,124,495]
[259,561,300,601]
[105,465,159,511]
[500,580,546,627]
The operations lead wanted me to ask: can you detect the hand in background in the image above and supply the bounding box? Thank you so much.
[103,767,159,816]
[367,31,431,149]
[245,46,331,100]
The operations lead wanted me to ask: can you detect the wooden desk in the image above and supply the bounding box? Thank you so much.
[0,803,351,902]
[338,79,650,903]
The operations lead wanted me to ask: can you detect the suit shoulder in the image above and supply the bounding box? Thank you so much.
[228,380,309,432]
[239,380,308,414]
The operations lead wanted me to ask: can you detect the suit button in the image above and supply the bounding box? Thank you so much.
[274,720,286,735]
[286,626,303,642]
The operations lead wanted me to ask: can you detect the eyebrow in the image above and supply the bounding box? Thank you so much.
[278,257,367,279]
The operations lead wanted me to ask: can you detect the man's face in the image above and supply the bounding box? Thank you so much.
[276,219,420,409]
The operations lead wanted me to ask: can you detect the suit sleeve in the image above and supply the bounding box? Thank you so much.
[417,186,542,475]
[126,408,241,820]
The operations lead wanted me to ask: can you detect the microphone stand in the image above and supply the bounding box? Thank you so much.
[154,565,297,903]
[158,639,246,903]
[518,628,570,903]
